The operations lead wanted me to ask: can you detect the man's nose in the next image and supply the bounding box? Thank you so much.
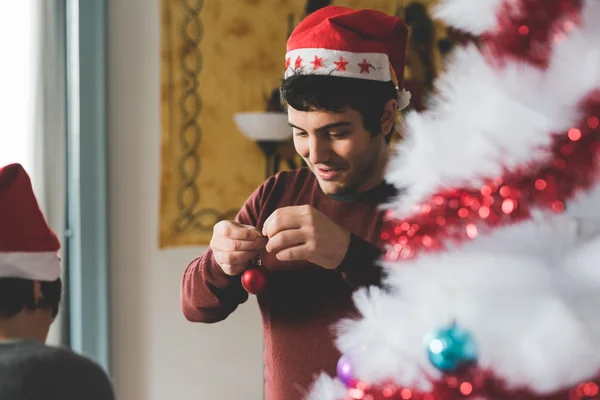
[308,136,330,165]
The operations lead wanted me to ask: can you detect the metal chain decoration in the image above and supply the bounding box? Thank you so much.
[174,0,238,235]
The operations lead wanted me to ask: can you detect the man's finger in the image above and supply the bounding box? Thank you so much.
[218,262,249,276]
[215,221,263,240]
[213,250,257,266]
[265,229,305,254]
[212,235,267,252]
[262,207,304,238]
[240,224,262,233]
[274,243,312,263]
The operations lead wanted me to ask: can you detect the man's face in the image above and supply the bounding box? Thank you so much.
[288,106,386,196]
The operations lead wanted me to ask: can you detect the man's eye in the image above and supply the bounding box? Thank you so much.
[294,131,308,137]
[330,131,350,139]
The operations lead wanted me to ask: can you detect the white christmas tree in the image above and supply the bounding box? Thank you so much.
[308,0,600,399]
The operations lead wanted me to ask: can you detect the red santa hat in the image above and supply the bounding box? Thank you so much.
[0,163,61,281]
[284,6,411,109]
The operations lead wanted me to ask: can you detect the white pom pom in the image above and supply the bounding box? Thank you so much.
[397,88,411,111]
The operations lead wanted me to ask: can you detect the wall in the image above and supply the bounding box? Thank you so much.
[107,0,264,399]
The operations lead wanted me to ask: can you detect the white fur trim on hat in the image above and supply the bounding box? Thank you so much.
[0,252,61,281]
[284,48,392,82]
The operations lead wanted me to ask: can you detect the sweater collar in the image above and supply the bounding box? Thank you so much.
[328,181,398,203]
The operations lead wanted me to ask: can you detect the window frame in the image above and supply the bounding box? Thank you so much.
[65,0,110,372]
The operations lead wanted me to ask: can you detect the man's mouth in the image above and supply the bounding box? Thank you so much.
[316,167,343,180]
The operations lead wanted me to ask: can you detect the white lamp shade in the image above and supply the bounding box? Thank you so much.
[234,112,293,142]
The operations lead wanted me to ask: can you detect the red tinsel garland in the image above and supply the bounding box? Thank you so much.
[381,91,600,262]
[345,370,600,400]
[482,0,583,68]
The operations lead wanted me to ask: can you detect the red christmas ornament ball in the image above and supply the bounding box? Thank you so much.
[241,268,268,295]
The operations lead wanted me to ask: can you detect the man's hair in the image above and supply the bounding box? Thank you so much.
[280,75,398,142]
[0,278,62,319]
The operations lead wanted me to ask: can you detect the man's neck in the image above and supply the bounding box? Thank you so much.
[355,139,390,193]
[0,314,47,343]
[329,180,389,202]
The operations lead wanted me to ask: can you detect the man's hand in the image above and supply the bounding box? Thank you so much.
[210,221,267,276]
[262,205,351,270]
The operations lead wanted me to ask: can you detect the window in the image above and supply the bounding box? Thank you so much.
[0,1,66,347]
[0,0,109,364]
[0,1,37,172]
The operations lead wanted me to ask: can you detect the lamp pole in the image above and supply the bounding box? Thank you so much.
[256,140,281,179]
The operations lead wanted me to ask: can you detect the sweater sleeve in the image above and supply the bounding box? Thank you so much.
[180,180,267,323]
[335,233,385,289]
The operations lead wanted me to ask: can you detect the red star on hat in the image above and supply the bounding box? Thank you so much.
[294,56,303,69]
[358,58,374,73]
[311,55,324,70]
[333,57,349,71]
[285,57,291,69]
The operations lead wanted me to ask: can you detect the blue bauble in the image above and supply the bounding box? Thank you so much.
[425,322,477,372]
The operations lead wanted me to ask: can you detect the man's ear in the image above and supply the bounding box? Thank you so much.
[32,281,43,305]
[380,98,397,138]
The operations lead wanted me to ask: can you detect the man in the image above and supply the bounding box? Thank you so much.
[0,163,115,400]
[181,6,410,400]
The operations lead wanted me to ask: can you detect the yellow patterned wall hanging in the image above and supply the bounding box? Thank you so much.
[159,0,448,248]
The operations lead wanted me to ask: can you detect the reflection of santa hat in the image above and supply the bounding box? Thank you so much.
[285,6,411,109]
[0,163,61,281]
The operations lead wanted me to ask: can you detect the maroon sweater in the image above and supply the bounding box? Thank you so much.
[181,168,396,400]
